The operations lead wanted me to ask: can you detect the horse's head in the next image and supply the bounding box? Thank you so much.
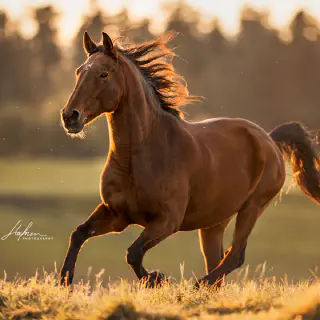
[61,32,123,135]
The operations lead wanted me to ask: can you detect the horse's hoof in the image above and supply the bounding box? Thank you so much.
[143,271,167,288]
[194,277,223,290]
[194,280,200,290]
[193,278,208,290]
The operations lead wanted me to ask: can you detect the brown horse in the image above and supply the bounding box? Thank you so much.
[60,31,320,287]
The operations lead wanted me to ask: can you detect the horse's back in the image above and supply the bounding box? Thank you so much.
[188,117,282,161]
[188,117,268,139]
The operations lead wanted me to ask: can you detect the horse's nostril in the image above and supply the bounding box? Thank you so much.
[70,110,81,121]
[62,112,68,122]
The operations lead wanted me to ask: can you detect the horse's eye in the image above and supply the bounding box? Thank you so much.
[100,72,109,78]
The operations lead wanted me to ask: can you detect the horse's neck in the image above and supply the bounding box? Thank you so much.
[106,66,160,171]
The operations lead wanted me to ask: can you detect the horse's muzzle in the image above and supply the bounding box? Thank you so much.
[61,109,86,134]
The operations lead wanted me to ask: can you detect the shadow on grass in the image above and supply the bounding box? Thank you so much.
[8,307,47,320]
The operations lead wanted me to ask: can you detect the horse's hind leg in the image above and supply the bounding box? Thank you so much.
[199,218,231,275]
[197,201,267,287]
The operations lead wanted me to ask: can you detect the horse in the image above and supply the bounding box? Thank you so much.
[60,31,320,288]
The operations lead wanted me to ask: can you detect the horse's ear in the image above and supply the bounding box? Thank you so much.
[102,32,114,56]
[83,31,97,55]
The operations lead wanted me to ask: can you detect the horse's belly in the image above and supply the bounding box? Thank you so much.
[180,203,236,230]
[180,178,250,230]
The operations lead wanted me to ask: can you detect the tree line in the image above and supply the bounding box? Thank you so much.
[0,4,320,158]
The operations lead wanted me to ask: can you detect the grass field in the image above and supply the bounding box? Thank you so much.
[1,158,320,319]
[1,272,320,319]
[0,158,104,197]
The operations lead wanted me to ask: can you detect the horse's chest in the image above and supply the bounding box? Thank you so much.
[100,170,152,225]
[100,175,133,211]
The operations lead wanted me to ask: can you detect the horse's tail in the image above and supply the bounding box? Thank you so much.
[270,122,320,205]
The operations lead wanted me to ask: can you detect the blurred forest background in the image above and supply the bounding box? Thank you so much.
[1,2,320,284]
[1,3,320,157]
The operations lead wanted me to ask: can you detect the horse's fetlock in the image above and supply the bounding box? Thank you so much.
[126,247,143,266]
[236,252,246,268]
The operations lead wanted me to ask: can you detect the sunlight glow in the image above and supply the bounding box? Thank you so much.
[1,0,320,42]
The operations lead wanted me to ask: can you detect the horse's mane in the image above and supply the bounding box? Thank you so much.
[118,32,198,118]
[93,32,196,118]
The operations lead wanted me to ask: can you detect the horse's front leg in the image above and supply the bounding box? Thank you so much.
[60,203,129,286]
[126,217,176,287]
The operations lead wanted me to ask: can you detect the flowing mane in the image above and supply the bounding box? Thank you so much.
[91,32,196,118]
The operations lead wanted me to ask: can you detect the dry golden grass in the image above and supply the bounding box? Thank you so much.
[0,268,320,320]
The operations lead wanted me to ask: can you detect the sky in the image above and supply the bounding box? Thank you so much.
[1,0,320,41]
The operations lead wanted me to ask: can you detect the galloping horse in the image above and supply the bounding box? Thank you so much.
[60,31,320,287]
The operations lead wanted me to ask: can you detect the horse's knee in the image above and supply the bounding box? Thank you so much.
[70,223,89,246]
